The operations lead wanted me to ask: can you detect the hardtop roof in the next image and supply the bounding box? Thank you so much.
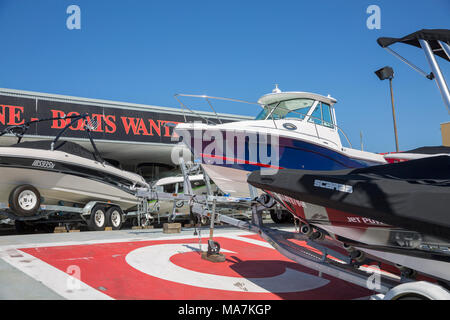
[257,91,337,106]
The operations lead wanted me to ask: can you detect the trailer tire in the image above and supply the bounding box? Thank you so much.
[9,185,41,217]
[270,209,292,224]
[106,206,124,230]
[270,210,284,223]
[395,294,430,300]
[88,205,107,231]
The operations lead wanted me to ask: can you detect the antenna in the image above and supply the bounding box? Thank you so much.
[272,84,281,93]
[360,131,364,151]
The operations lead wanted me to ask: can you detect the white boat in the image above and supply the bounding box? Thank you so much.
[0,114,149,219]
[248,28,450,284]
[175,88,386,197]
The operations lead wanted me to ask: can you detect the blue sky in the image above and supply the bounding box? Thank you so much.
[0,0,449,152]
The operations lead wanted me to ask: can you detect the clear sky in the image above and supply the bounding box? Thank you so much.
[0,0,449,153]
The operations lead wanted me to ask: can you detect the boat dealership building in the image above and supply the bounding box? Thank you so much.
[442,122,450,146]
[0,88,251,182]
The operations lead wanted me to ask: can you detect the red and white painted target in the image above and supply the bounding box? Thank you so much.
[4,233,372,299]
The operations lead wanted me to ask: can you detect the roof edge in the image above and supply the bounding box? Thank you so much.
[0,88,253,120]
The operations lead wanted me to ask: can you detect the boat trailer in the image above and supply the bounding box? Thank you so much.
[133,159,450,300]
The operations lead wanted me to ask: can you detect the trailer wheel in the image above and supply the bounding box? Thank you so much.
[395,294,430,300]
[270,210,284,223]
[270,209,292,224]
[382,282,448,300]
[300,223,313,236]
[9,185,41,217]
[88,205,107,231]
[106,206,124,230]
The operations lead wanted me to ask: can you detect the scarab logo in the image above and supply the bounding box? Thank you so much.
[314,179,353,193]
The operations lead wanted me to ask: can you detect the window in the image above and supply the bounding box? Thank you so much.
[321,103,334,128]
[163,183,176,193]
[255,98,315,120]
[308,102,334,128]
[309,104,322,125]
[255,107,272,120]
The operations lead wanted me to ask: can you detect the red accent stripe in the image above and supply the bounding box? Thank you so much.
[200,153,284,170]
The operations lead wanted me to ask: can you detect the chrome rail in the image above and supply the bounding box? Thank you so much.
[419,39,450,114]
[174,93,262,124]
[439,41,450,61]
[383,47,433,79]
[382,39,450,114]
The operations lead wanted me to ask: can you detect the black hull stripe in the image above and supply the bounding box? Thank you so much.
[0,156,138,196]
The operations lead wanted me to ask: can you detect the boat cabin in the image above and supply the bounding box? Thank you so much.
[255,90,345,149]
[256,91,337,128]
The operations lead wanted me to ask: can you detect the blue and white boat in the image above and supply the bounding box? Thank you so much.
[175,86,387,197]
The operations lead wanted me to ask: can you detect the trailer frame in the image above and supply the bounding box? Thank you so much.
[0,200,127,231]
[135,159,450,299]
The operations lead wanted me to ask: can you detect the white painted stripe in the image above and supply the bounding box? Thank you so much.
[1,250,113,300]
[0,232,255,300]
[126,243,329,293]
[223,234,275,249]
[0,230,255,251]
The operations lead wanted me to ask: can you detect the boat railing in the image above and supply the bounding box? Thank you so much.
[0,113,106,163]
[174,93,262,125]
[174,93,352,148]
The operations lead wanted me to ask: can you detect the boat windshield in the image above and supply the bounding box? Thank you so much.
[255,98,316,120]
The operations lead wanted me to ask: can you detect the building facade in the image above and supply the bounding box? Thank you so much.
[0,88,252,181]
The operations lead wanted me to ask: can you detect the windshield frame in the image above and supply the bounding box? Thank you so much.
[256,98,319,121]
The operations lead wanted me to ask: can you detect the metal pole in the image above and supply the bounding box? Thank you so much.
[389,78,400,152]
[439,41,450,61]
[419,39,450,114]
[209,199,216,241]
[360,131,364,151]
[383,47,431,79]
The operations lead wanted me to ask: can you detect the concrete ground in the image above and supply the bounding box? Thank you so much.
[0,224,373,300]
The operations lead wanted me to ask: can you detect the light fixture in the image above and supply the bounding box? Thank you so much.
[375,66,399,152]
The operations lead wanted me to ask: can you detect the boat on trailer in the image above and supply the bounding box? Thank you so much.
[246,28,450,296]
[175,89,386,197]
[0,114,149,231]
[170,28,450,299]
[248,156,450,283]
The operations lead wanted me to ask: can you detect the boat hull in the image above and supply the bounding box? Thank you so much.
[201,164,254,198]
[0,167,139,214]
[247,158,450,280]
[265,190,450,281]
[178,127,383,196]
[267,191,396,245]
